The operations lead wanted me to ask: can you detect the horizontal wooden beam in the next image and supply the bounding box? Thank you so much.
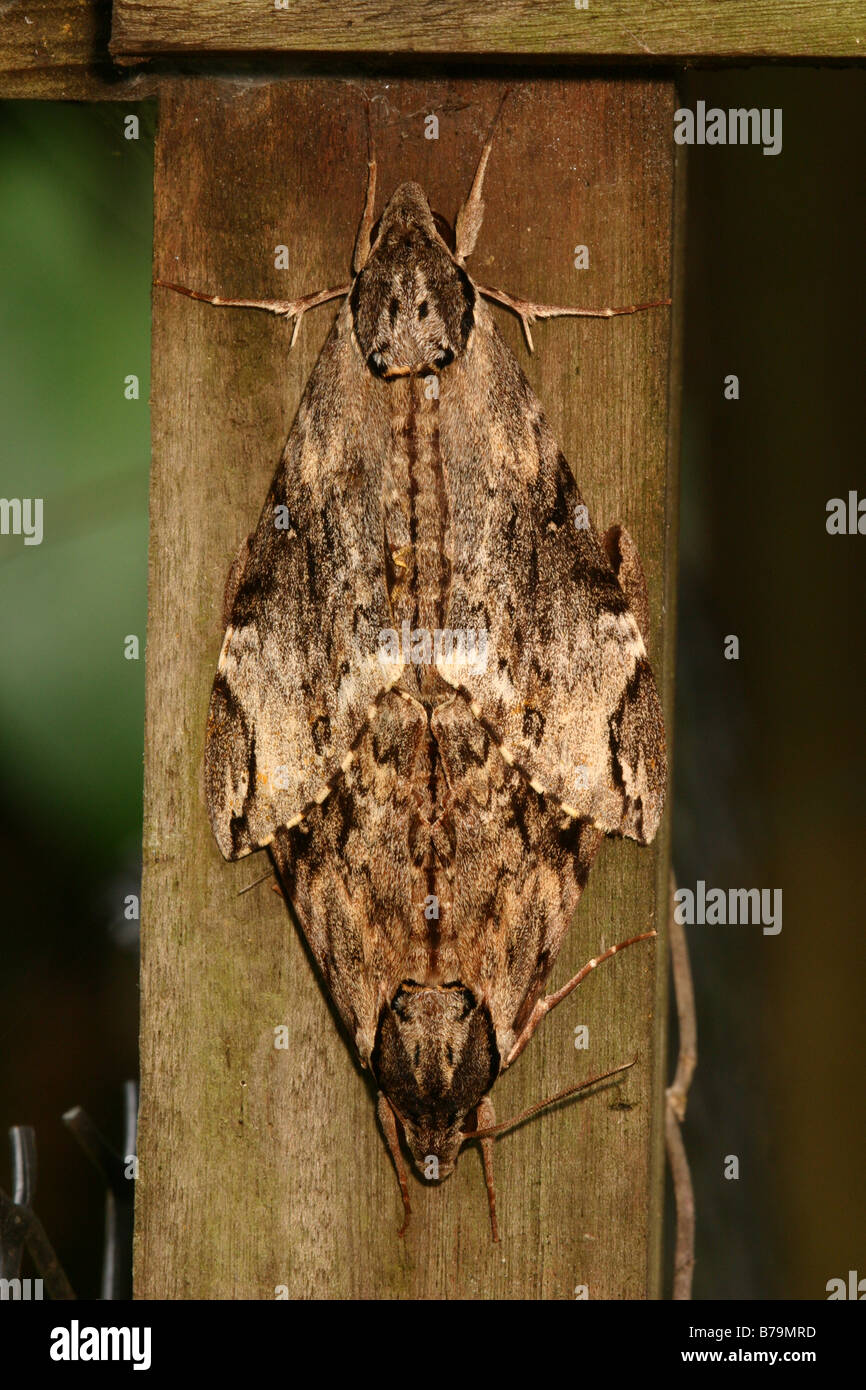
[111,0,866,62]
[4,0,861,100]
[0,0,154,99]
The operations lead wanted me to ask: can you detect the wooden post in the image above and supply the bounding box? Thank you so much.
[1,0,861,1307]
[137,76,677,1299]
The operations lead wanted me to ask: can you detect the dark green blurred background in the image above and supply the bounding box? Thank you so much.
[0,101,152,1298]
[0,71,863,1300]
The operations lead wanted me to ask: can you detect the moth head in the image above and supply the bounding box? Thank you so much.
[350,181,476,380]
[371,981,500,1177]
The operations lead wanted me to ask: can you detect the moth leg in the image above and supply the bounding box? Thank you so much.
[376,1093,412,1237]
[602,523,650,645]
[235,869,280,898]
[454,88,512,264]
[154,280,351,348]
[474,1096,500,1243]
[504,931,657,1068]
[476,282,671,352]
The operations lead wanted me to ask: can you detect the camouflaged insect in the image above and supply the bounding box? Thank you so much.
[167,98,668,1240]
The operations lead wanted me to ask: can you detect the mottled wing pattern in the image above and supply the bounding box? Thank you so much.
[205,302,404,860]
[269,689,430,1060]
[436,302,666,844]
[431,694,604,1062]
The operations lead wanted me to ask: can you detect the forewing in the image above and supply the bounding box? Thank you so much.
[437,303,666,844]
[270,689,429,1060]
[205,303,403,859]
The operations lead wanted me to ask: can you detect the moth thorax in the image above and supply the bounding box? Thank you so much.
[351,183,476,380]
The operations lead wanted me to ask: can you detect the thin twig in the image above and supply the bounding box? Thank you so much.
[23,1208,76,1300]
[665,868,697,1299]
[10,1125,37,1208]
[0,1191,75,1298]
[64,1090,137,1300]
[0,1126,36,1280]
[63,1106,127,1193]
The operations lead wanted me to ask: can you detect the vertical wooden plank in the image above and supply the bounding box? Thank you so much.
[137,76,676,1300]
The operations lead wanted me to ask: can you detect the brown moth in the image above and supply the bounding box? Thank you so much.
[161,95,668,1240]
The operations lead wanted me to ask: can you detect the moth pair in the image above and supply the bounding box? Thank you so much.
[162,94,668,1241]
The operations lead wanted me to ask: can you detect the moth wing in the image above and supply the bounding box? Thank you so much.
[205,306,403,859]
[431,694,604,1056]
[270,689,429,1062]
[438,307,666,844]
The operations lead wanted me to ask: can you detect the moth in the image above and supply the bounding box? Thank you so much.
[160,94,668,1240]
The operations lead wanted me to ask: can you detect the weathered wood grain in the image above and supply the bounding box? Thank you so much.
[137,76,677,1300]
[112,0,866,61]
[0,0,154,100]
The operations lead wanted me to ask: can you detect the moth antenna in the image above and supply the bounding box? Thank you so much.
[376,1092,412,1236]
[462,1059,637,1142]
[474,1096,500,1242]
[454,85,514,264]
[237,870,275,896]
[353,96,378,273]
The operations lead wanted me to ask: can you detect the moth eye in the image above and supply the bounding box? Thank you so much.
[417,299,429,320]
[433,346,454,369]
[368,350,388,378]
